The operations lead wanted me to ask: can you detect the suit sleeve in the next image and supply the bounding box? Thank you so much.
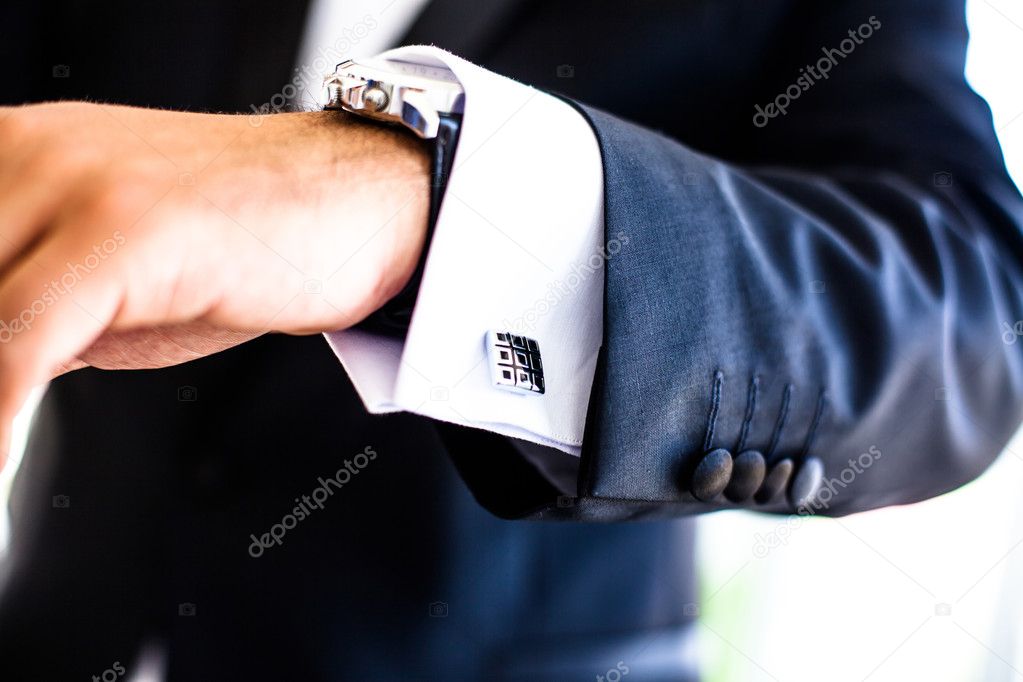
[455,0,1023,520]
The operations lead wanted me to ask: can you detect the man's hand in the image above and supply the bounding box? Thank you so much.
[0,102,431,459]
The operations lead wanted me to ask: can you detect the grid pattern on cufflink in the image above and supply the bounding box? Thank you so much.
[486,331,545,394]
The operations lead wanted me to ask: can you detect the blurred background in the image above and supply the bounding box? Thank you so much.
[1,1,1022,681]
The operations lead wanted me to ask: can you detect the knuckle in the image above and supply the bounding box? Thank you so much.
[0,102,93,153]
[0,108,39,146]
[21,144,85,181]
[78,182,149,226]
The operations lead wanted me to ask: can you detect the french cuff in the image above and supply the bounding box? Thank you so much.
[324,45,605,456]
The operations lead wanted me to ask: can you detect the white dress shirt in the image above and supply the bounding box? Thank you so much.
[297,2,604,456]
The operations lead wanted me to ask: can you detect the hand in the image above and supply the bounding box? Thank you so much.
[0,102,431,462]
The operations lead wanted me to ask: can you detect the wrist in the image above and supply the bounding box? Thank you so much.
[323,112,433,316]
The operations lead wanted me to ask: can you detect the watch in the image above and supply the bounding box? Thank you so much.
[324,57,465,337]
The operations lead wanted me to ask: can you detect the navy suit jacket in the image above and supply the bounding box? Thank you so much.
[0,1,1019,680]
[423,0,1023,520]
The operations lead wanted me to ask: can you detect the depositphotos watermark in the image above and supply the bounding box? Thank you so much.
[753,15,881,128]
[248,446,378,557]
[1002,320,1023,345]
[0,230,126,343]
[752,445,882,558]
[91,660,126,682]
[249,14,379,124]
[596,661,630,682]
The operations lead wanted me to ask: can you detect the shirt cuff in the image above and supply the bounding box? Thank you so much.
[324,45,605,456]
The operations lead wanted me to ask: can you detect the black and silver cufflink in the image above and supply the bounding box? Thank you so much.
[486,330,545,394]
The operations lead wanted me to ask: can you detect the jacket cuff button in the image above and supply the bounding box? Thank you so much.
[690,448,733,501]
[724,450,766,502]
[789,456,825,510]
[755,458,794,504]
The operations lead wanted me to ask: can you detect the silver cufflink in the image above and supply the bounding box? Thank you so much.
[486,330,545,394]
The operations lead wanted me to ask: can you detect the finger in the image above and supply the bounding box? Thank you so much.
[72,324,259,372]
[48,358,90,379]
[0,148,81,272]
[0,221,126,427]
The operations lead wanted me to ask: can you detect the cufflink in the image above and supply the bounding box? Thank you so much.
[486,330,545,394]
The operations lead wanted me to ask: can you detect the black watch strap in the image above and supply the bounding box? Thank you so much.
[356,112,462,338]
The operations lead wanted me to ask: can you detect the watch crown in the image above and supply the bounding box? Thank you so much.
[323,77,344,109]
[362,87,389,113]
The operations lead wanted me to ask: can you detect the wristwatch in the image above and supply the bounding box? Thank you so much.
[324,57,464,336]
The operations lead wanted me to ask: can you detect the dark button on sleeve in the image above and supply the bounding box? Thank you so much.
[690,448,733,501]
[724,450,766,502]
[755,458,793,504]
[789,456,824,510]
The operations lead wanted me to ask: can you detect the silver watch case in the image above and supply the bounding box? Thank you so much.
[324,58,464,140]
